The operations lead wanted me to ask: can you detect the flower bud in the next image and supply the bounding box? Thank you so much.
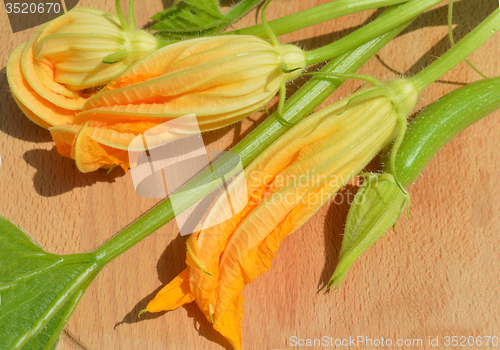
[49,35,307,172]
[145,78,419,349]
[6,7,160,128]
[328,173,408,289]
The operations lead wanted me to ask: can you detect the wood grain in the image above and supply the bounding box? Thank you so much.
[0,0,499,349]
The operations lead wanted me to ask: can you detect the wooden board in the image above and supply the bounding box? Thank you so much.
[1,0,499,349]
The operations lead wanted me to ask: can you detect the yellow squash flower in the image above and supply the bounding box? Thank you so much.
[49,35,307,172]
[145,79,419,349]
[6,7,159,128]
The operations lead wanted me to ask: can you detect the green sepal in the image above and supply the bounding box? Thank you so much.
[102,49,129,64]
[328,174,407,289]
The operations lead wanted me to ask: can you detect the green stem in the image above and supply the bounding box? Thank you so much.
[128,0,136,30]
[304,0,443,66]
[227,0,409,37]
[388,76,500,187]
[115,0,129,31]
[447,0,488,79]
[261,0,280,47]
[93,23,410,267]
[225,0,265,24]
[412,10,500,91]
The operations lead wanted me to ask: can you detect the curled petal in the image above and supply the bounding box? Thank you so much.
[49,123,143,172]
[147,268,194,313]
[6,7,159,129]
[213,294,243,350]
[22,34,87,110]
[7,44,76,127]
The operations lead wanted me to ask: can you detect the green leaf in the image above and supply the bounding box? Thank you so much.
[182,0,223,18]
[151,0,263,41]
[0,216,101,350]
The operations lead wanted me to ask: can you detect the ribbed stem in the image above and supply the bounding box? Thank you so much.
[228,0,409,37]
[304,0,443,66]
[411,10,500,91]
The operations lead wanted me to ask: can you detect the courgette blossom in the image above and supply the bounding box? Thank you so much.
[145,79,419,350]
[6,7,160,128]
[49,35,307,172]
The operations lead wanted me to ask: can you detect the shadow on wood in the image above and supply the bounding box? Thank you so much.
[23,147,123,197]
[115,232,231,348]
[318,184,357,292]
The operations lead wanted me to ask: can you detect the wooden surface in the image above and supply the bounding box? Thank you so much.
[1,0,499,349]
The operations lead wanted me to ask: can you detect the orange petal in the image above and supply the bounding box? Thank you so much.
[7,44,76,128]
[104,38,211,91]
[73,122,130,172]
[84,36,280,110]
[12,95,51,129]
[103,36,269,91]
[22,35,87,110]
[213,294,243,350]
[49,124,80,158]
[186,178,258,318]
[49,120,183,171]
[213,97,400,322]
[147,267,194,313]
[76,88,273,133]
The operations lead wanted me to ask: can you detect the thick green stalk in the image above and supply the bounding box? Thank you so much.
[389,77,500,186]
[93,23,410,267]
[411,10,500,91]
[305,0,443,65]
[227,0,409,37]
